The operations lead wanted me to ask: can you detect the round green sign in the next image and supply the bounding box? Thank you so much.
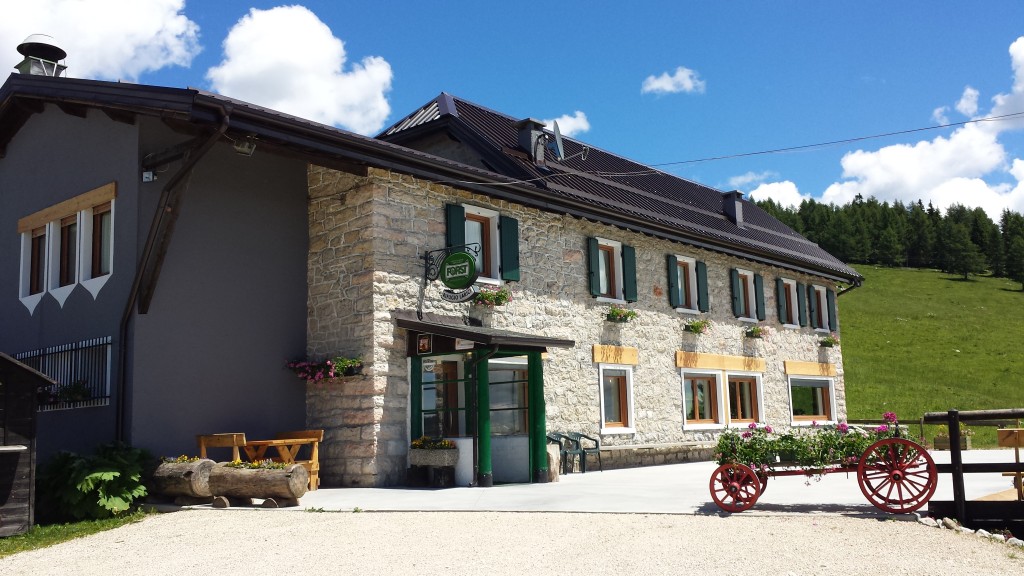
[439,251,478,290]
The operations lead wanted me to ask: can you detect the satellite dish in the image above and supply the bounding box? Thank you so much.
[548,121,565,161]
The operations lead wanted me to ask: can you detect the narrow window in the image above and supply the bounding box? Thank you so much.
[728,376,759,422]
[465,213,492,278]
[92,202,112,278]
[598,244,616,298]
[599,364,633,431]
[678,260,693,309]
[59,215,77,287]
[30,226,46,295]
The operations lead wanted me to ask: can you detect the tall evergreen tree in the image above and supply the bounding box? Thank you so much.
[905,201,934,268]
[1008,236,1024,290]
[944,221,986,279]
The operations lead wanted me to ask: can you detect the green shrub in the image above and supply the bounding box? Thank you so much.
[36,442,152,523]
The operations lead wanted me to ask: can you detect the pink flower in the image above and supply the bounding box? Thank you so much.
[811,420,818,428]
[747,422,757,429]
[875,424,889,433]
[883,411,898,424]
[741,432,752,439]
[764,426,774,433]
[837,422,849,433]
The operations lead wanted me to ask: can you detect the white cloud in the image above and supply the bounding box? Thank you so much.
[205,6,392,135]
[541,111,590,137]
[932,106,950,125]
[821,36,1024,219]
[728,171,779,189]
[748,181,810,209]
[0,0,200,81]
[956,86,979,117]
[641,66,706,95]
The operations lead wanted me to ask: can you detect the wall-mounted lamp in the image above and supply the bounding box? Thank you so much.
[233,136,257,157]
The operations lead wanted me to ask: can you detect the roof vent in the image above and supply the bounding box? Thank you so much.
[723,190,745,228]
[515,118,547,166]
[15,34,67,77]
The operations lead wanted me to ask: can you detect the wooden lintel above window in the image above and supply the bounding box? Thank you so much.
[783,360,837,377]
[593,345,639,365]
[17,182,117,234]
[676,351,766,373]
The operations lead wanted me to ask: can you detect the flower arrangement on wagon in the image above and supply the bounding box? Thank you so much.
[715,411,902,478]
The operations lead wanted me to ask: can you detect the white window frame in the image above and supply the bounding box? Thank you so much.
[595,237,625,304]
[780,278,799,328]
[735,268,757,322]
[81,201,114,297]
[787,376,837,426]
[724,371,764,426]
[812,284,829,332]
[18,228,46,313]
[680,370,725,430]
[598,363,635,434]
[673,255,699,314]
[463,204,501,285]
[47,215,78,307]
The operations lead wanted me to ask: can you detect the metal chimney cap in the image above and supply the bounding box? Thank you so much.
[17,34,67,61]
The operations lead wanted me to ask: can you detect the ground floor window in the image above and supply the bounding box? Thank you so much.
[420,356,470,437]
[488,357,529,436]
[599,364,634,433]
[727,375,760,423]
[682,372,720,426]
[789,377,835,423]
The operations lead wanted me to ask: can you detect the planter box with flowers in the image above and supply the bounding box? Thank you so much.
[606,304,637,323]
[819,332,840,348]
[744,325,770,339]
[474,285,512,307]
[933,423,974,450]
[408,436,459,467]
[716,412,903,477]
[684,318,711,334]
[286,355,363,381]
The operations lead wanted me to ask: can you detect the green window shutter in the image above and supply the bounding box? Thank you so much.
[696,261,709,312]
[776,278,787,324]
[730,269,742,317]
[445,204,465,249]
[622,245,638,302]
[666,255,681,308]
[754,274,766,321]
[499,215,520,282]
[797,282,807,327]
[807,285,819,329]
[587,237,601,297]
[826,288,838,331]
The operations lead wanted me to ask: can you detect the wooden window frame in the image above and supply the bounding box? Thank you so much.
[598,244,617,299]
[812,285,828,331]
[683,374,719,424]
[91,202,112,278]
[465,212,493,278]
[780,278,797,326]
[728,376,760,423]
[789,377,834,423]
[678,260,694,310]
[599,364,633,432]
[29,226,46,295]
[59,214,78,287]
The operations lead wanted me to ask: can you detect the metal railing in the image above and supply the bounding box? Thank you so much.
[16,336,112,411]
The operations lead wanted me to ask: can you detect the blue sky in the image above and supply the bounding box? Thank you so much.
[5,1,1024,218]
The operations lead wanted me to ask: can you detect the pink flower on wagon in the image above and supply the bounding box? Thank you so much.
[875,425,889,433]
[741,432,752,439]
[837,422,850,433]
[748,422,758,429]
[883,411,898,424]
[764,426,773,433]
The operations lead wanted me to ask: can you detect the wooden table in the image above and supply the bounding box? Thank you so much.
[241,437,321,491]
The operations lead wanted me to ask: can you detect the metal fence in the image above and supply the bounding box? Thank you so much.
[15,336,112,411]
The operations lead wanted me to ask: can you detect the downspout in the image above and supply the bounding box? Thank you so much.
[115,103,231,442]
[467,345,499,487]
[836,278,863,297]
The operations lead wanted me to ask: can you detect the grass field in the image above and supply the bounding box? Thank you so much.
[841,266,1024,446]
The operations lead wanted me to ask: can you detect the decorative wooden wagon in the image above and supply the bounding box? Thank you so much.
[710,436,938,514]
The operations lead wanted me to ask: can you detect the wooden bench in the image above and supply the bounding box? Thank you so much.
[240,430,323,491]
[197,433,246,461]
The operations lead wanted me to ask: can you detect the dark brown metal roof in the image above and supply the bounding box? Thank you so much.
[393,311,575,349]
[380,94,861,283]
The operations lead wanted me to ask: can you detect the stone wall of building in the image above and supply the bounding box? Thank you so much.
[305,164,848,486]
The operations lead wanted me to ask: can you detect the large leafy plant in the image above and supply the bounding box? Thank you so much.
[36,442,151,522]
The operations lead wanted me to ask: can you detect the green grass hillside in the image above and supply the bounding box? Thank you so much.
[841,267,1024,446]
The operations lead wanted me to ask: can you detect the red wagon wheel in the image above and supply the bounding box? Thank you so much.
[709,463,761,512]
[857,438,937,514]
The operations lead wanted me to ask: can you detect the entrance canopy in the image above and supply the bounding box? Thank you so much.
[394,310,575,350]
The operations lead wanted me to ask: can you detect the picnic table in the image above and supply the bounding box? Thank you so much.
[197,430,323,490]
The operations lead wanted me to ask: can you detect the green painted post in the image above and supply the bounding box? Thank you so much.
[410,356,422,439]
[476,358,493,487]
[528,351,548,483]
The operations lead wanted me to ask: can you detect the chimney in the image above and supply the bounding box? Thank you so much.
[723,190,744,228]
[15,34,67,77]
[515,118,547,165]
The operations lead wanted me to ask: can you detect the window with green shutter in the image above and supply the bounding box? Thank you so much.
[587,237,635,302]
[446,203,520,283]
[668,254,706,312]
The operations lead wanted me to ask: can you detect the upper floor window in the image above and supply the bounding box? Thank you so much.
[588,237,637,303]
[776,278,800,327]
[17,182,117,312]
[807,284,837,332]
[730,268,764,321]
[667,255,708,313]
[445,203,519,282]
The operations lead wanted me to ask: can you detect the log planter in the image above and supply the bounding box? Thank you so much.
[208,463,309,506]
[151,459,215,499]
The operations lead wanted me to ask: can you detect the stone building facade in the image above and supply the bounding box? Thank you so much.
[304,164,847,487]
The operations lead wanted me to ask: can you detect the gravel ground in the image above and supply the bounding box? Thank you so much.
[2,509,1022,575]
